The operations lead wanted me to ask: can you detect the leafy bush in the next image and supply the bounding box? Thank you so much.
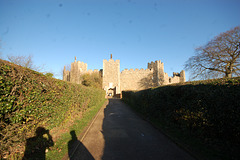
[81,72,102,89]
[0,59,105,159]
[122,78,240,159]
[45,73,54,77]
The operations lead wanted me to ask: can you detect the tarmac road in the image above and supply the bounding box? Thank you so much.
[67,98,196,160]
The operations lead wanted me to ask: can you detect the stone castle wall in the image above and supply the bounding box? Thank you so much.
[169,71,185,84]
[63,56,186,97]
[147,60,185,85]
[120,68,153,91]
[148,60,165,85]
[63,66,70,82]
[87,69,99,74]
[63,57,100,84]
[70,60,88,84]
[180,70,186,82]
[102,59,121,94]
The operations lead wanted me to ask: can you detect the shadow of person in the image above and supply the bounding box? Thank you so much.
[23,127,54,160]
[68,130,94,160]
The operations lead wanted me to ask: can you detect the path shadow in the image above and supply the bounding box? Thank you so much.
[68,130,94,160]
[101,99,196,160]
[101,98,137,159]
[23,127,54,160]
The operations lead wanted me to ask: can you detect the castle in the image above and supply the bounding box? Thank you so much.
[63,55,185,97]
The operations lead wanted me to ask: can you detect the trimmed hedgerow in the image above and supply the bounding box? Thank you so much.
[122,78,240,159]
[0,59,105,159]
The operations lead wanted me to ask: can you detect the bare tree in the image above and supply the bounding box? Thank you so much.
[8,55,34,68]
[185,26,240,80]
[7,54,44,72]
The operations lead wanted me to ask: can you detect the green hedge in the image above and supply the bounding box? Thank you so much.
[0,59,105,159]
[122,78,240,159]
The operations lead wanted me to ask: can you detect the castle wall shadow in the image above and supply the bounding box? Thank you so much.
[101,99,143,160]
[100,98,197,160]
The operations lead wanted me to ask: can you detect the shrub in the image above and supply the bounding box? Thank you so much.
[45,73,54,77]
[81,72,102,89]
[122,78,240,159]
[0,59,105,159]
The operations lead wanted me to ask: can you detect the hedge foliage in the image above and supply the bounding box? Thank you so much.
[122,78,240,159]
[0,59,105,159]
[81,72,102,89]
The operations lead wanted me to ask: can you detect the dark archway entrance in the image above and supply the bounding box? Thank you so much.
[107,87,116,98]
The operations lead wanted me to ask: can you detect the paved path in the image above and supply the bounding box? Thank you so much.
[68,99,195,160]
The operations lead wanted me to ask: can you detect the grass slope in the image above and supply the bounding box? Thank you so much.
[0,59,106,159]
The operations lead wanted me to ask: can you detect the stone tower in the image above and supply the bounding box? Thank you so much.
[63,66,70,81]
[180,70,186,82]
[70,57,88,84]
[102,55,121,97]
[63,57,88,84]
[148,60,168,85]
[63,55,186,97]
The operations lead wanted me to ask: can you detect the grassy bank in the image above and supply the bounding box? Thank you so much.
[0,59,106,159]
[122,78,240,160]
[46,99,106,160]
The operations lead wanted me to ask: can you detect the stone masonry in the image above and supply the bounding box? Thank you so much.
[103,58,121,95]
[63,55,185,97]
[63,56,99,84]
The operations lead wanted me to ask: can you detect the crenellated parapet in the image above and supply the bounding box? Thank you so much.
[69,58,88,84]
[63,55,186,97]
[147,60,166,85]
[87,69,100,74]
[147,60,164,71]
[103,59,120,63]
[168,70,186,84]
[121,68,153,74]
[63,57,100,84]
[120,68,154,91]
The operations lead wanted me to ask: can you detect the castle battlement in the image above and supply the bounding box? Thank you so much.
[147,60,164,71]
[76,61,87,65]
[63,55,186,97]
[148,60,163,65]
[87,69,99,74]
[103,59,120,63]
[121,68,152,74]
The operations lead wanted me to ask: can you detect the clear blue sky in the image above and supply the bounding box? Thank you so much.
[0,0,240,80]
